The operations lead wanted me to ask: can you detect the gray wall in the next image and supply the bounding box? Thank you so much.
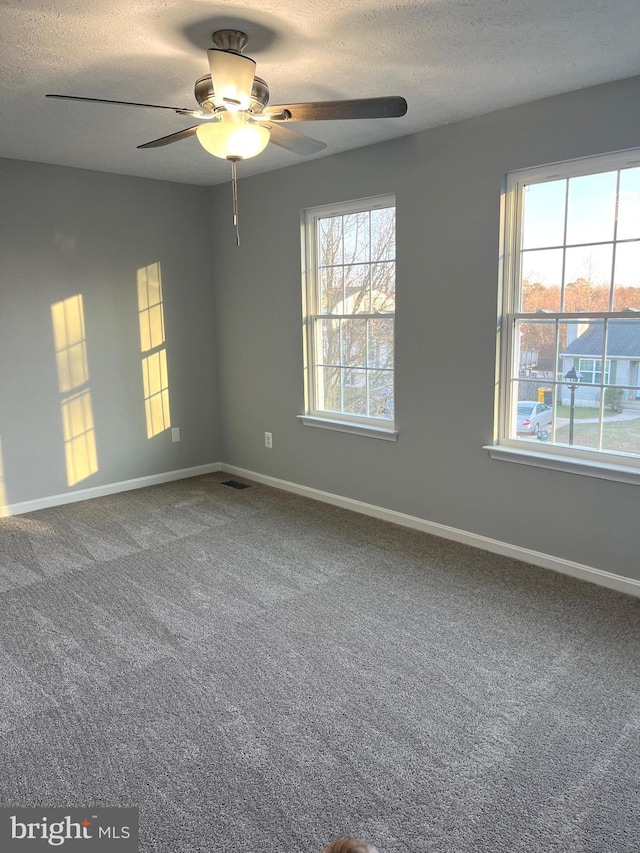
[210,75,640,582]
[0,159,220,506]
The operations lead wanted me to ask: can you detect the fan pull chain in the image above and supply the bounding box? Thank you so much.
[229,157,240,247]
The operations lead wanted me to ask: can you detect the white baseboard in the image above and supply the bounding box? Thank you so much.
[221,463,640,599]
[3,463,222,517]
[5,460,638,599]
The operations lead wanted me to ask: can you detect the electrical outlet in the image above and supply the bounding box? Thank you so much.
[171,428,180,442]
[264,432,273,449]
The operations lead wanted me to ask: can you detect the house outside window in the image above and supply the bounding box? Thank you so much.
[300,195,397,440]
[494,148,640,481]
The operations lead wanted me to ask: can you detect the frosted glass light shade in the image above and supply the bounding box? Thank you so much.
[197,113,270,160]
[207,49,256,111]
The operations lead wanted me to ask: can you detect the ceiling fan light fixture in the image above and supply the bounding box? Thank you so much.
[197,113,270,160]
[47,26,408,245]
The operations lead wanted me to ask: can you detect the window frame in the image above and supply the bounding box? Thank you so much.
[492,148,640,483]
[300,194,398,440]
[577,358,611,386]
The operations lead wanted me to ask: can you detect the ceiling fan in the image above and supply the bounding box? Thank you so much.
[46,28,408,243]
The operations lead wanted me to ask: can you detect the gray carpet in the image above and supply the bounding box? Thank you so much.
[0,472,638,852]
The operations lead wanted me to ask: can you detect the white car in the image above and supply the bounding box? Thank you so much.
[517,401,553,434]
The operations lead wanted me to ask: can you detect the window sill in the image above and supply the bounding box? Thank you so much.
[298,415,398,441]
[485,444,640,486]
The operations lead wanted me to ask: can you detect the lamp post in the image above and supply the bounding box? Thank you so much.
[565,367,581,446]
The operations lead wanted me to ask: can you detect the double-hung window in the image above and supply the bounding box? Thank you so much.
[494,148,640,481]
[300,195,397,439]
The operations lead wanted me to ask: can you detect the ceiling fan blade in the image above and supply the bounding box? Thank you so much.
[46,94,202,117]
[264,123,327,156]
[207,49,256,110]
[266,96,407,122]
[137,126,199,149]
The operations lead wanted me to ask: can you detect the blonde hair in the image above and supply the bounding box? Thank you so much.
[321,839,378,853]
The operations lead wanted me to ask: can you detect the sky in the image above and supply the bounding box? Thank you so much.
[521,166,640,289]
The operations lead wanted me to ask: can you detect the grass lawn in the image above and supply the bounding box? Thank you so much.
[554,419,640,455]
[555,405,603,419]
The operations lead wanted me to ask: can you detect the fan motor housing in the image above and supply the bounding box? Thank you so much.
[194,75,269,114]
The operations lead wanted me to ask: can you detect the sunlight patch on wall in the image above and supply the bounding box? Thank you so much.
[51,295,99,486]
[138,263,171,438]
[51,294,89,393]
[142,350,171,440]
[0,436,8,518]
[61,390,98,487]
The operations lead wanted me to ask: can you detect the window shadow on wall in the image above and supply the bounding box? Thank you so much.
[138,263,171,439]
[51,294,99,486]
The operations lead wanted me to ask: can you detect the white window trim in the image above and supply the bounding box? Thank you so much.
[297,414,398,441]
[485,444,640,486]
[301,194,397,436]
[492,147,640,483]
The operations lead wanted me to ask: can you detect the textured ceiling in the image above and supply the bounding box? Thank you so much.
[1,0,639,186]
